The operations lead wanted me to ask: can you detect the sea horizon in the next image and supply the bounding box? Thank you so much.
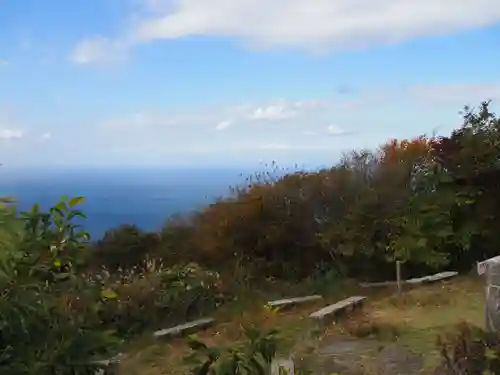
[0,166,260,239]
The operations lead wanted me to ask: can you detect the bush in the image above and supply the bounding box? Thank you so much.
[90,224,161,271]
[184,327,280,375]
[0,197,121,375]
[165,101,500,283]
[92,260,225,336]
[437,322,500,375]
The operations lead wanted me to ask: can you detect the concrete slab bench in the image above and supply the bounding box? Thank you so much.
[153,318,215,339]
[267,295,322,310]
[360,271,458,287]
[424,271,458,283]
[405,277,427,285]
[359,280,398,288]
[309,296,366,322]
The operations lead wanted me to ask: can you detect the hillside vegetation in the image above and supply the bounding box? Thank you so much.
[2,101,500,374]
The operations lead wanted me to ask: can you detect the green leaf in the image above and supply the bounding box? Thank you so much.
[67,210,87,221]
[485,348,497,360]
[55,201,67,213]
[187,335,208,351]
[416,238,427,248]
[69,196,86,208]
[206,347,221,361]
[243,327,260,342]
[250,352,268,374]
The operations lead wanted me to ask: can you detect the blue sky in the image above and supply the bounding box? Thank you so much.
[1,0,500,169]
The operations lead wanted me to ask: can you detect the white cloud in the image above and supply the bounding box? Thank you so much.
[87,85,500,163]
[0,60,8,66]
[40,132,51,141]
[259,142,291,150]
[73,0,500,63]
[326,124,347,135]
[209,99,331,129]
[247,99,329,122]
[215,120,232,130]
[0,129,23,140]
[250,103,297,121]
[70,36,127,64]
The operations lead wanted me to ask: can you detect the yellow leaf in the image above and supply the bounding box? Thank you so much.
[101,289,118,299]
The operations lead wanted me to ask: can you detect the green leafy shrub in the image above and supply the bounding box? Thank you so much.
[185,326,317,375]
[0,197,121,375]
[184,327,280,375]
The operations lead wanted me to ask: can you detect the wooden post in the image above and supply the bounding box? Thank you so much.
[396,260,402,296]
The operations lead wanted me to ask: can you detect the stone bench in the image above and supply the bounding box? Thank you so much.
[267,295,322,310]
[424,271,458,283]
[309,296,366,322]
[359,280,398,288]
[360,271,458,287]
[153,318,215,339]
[405,271,458,285]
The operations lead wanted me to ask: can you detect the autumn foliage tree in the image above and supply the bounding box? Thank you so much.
[86,101,500,284]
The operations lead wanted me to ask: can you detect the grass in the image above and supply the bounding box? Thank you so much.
[118,275,485,375]
[334,275,485,372]
[118,288,327,375]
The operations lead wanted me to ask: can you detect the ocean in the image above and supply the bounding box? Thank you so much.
[0,167,252,239]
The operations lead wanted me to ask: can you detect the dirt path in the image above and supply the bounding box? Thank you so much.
[294,335,424,375]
